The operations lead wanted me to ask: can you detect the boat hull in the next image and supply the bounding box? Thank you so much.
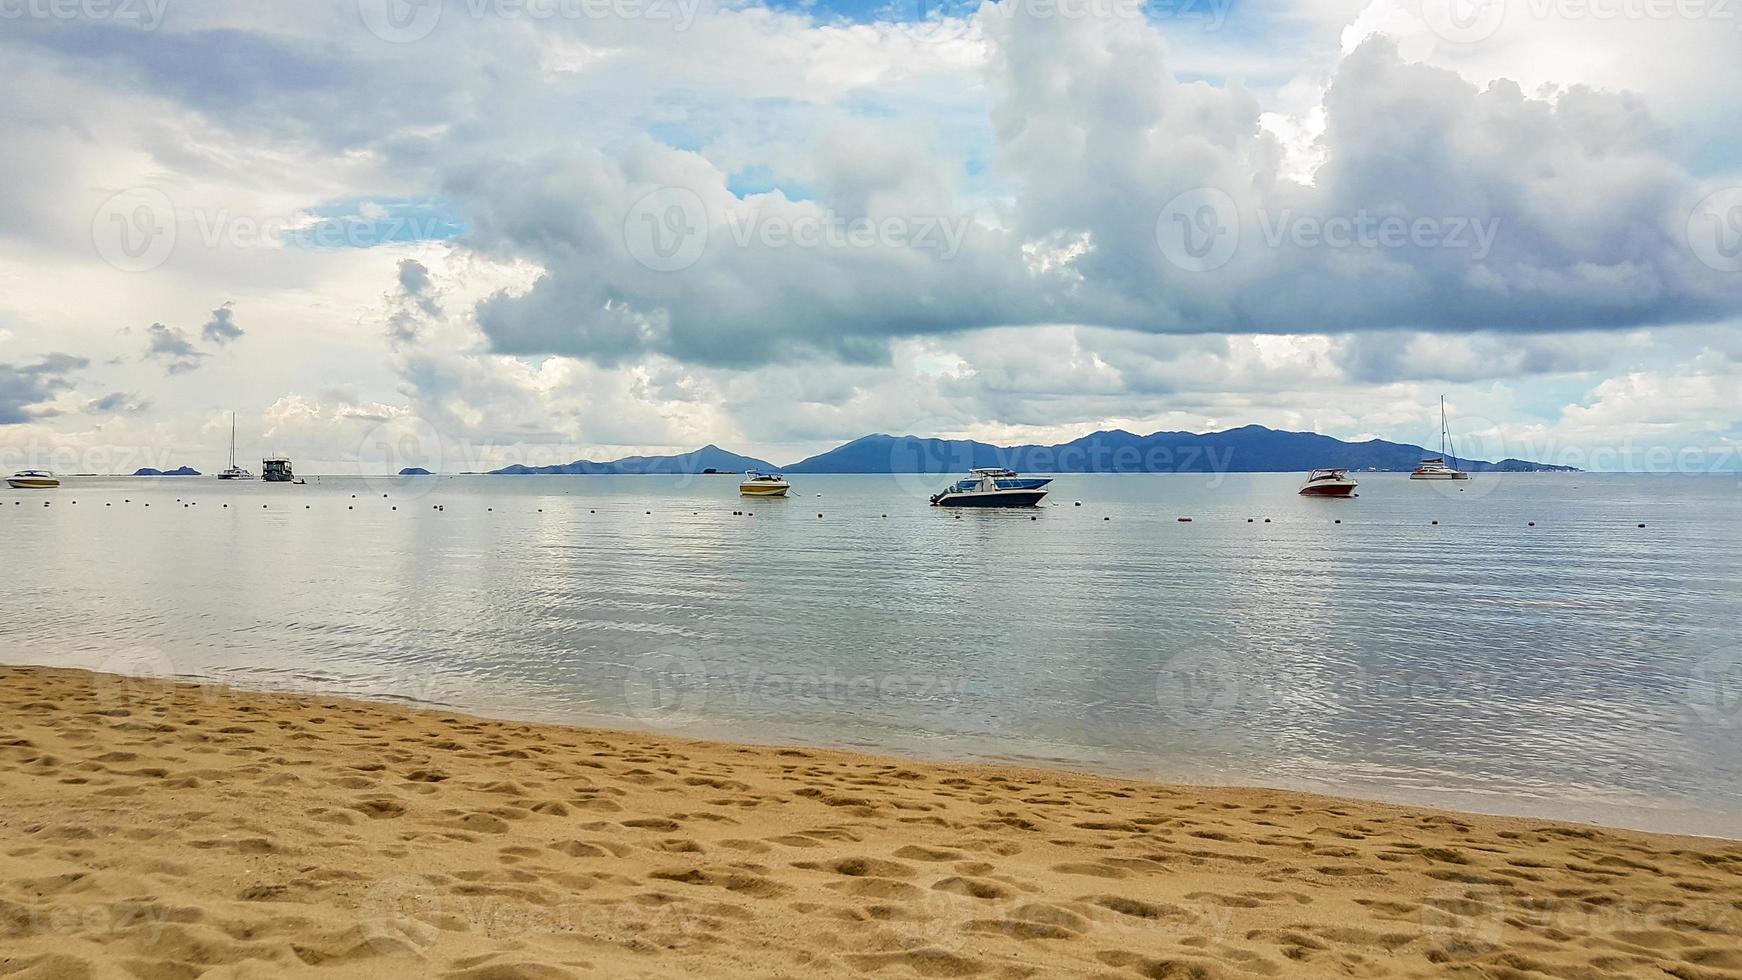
[1409,471,1470,481]
[1299,483,1357,496]
[739,484,789,496]
[6,478,58,489]
[932,489,1048,507]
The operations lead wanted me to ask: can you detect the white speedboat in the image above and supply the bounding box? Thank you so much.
[943,467,1053,493]
[931,469,1048,507]
[739,471,791,496]
[1299,468,1358,496]
[217,412,254,480]
[7,470,58,489]
[1410,396,1470,481]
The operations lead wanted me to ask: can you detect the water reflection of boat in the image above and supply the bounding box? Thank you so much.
[930,469,1049,507]
[7,470,58,489]
[738,471,791,496]
[1298,468,1358,496]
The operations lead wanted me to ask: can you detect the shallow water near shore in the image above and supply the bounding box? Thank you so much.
[2,471,1738,836]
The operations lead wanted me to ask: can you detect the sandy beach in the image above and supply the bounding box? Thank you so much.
[1,666,1737,979]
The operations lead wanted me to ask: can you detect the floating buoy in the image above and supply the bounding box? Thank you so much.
[1074,501,1081,506]
[1103,516,1110,521]
[382,494,388,498]
[1030,515,1036,521]
[1431,520,1439,525]
[392,506,397,511]
[348,506,353,510]
[589,509,595,514]
[646,510,651,515]
[1263,518,1270,523]
[881,514,887,518]
[1528,521,1535,526]
[1334,519,1342,524]
[817,513,823,518]
[1246,518,1254,523]
[1637,523,1646,528]
[1177,517,1192,522]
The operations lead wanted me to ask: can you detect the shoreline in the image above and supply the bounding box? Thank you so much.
[26,655,1733,843]
[3,665,1739,978]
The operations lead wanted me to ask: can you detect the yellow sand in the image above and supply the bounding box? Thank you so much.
[1,666,1738,979]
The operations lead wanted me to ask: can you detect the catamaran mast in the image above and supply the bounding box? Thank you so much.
[1441,396,1457,468]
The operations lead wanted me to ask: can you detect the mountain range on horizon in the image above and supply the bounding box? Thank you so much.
[484,425,1577,475]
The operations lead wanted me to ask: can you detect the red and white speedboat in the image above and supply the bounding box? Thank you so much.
[1299,468,1358,496]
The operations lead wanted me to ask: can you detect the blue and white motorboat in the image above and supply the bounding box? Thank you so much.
[930,468,1050,507]
[941,467,1053,493]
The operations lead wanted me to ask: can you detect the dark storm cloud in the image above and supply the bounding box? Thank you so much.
[143,322,206,374]
[0,353,88,424]
[201,302,243,345]
[86,391,150,414]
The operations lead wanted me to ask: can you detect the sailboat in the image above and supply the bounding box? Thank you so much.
[1410,396,1471,481]
[217,413,255,480]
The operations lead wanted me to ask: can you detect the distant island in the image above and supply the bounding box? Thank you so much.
[487,426,1578,475]
[399,467,434,476]
[134,466,201,476]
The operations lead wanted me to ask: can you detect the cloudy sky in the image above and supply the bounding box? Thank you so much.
[1,0,1738,474]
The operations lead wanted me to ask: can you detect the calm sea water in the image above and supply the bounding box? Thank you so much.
[2,472,1738,836]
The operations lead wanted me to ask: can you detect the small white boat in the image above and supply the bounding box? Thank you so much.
[1410,396,1471,481]
[739,471,791,496]
[217,412,254,480]
[1299,468,1358,496]
[7,470,58,489]
[930,469,1048,507]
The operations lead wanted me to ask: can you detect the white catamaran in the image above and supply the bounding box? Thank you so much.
[1411,396,1471,481]
[217,412,255,480]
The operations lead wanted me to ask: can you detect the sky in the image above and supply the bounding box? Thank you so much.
[0,0,1739,474]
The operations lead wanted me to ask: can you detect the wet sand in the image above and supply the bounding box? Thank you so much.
[1,666,1738,978]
